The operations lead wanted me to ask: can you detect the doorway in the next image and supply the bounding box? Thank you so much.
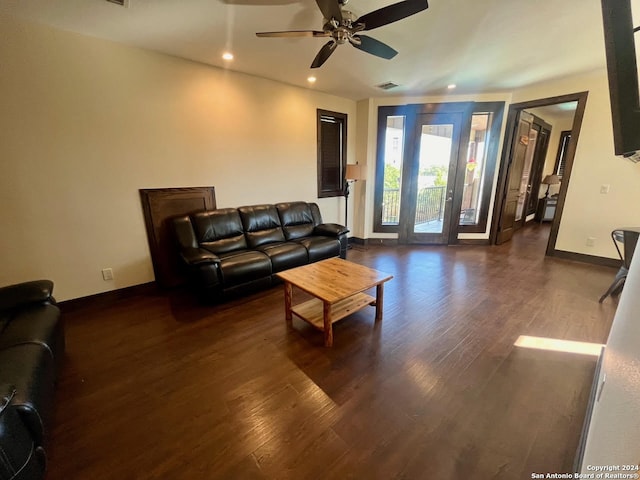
[491,92,589,254]
[399,111,467,244]
[514,113,551,229]
[497,110,553,243]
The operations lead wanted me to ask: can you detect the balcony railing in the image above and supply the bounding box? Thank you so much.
[382,186,445,225]
[382,189,401,224]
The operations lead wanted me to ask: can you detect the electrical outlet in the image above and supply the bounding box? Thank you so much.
[600,184,610,194]
[586,237,596,247]
[102,268,114,281]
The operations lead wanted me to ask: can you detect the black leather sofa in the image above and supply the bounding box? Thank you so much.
[173,201,348,300]
[0,280,64,480]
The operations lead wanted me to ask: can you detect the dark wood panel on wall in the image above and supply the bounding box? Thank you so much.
[140,187,216,288]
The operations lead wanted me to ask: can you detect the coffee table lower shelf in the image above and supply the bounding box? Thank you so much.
[291,293,375,330]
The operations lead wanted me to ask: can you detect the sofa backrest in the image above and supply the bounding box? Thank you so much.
[191,209,248,254]
[238,204,286,248]
[178,202,328,253]
[308,203,324,225]
[276,202,322,241]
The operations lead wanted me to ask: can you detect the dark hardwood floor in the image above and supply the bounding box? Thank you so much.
[48,224,618,479]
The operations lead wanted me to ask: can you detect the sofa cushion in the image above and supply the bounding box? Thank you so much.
[295,236,340,262]
[192,209,248,254]
[238,205,286,248]
[257,242,309,273]
[217,250,272,286]
[0,345,55,446]
[276,202,316,241]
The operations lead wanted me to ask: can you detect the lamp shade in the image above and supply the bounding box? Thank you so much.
[542,174,561,185]
[346,164,366,180]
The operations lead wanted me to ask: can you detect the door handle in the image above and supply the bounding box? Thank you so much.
[446,197,453,202]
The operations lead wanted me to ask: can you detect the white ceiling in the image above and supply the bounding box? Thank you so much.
[1,0,609,100]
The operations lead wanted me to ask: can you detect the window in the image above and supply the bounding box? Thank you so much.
[317,109,347,198]
[553,130,571,178]
[373,106,410,232]
[381,115,406,226]
[458,103,503,233]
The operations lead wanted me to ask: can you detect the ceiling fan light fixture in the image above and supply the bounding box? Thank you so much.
[256,0,429,69]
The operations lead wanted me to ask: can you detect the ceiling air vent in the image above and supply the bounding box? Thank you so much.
[106,0,130,7]
[376,82,399,91]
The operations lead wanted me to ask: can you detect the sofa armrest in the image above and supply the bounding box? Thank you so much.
[0,384,45,480]
[179,249,221,298]
[180,248,221,267]
[0,280,54,313]
[314,223,349,237]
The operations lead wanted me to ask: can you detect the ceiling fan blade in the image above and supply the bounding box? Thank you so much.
[315,0,343,22]
[356,0,428,31]
[351,35,398,59]
[256,30,329,38]
[311,41,338,68]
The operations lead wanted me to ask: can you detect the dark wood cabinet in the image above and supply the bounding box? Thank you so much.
[140,187,216,288]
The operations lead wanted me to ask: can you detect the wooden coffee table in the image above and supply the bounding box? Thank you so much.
[276,257,393,347]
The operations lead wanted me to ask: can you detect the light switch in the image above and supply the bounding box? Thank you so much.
[600,184,610,194]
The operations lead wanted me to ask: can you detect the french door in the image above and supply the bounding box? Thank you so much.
[399,108,470,244]
[375,102,504,245]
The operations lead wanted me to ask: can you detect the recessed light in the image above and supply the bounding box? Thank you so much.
[447,84,456,90]
[222,52,234,61]
[307,76,317,83]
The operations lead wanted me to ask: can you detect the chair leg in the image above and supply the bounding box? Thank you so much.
[599,274,627,303]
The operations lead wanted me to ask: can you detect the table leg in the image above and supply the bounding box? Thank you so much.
[323,301,333,347]
[284,282,293,328]
[375,283,384,322]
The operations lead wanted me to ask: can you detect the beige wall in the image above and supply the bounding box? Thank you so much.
[511,70,640,258]
[0,15,356,301]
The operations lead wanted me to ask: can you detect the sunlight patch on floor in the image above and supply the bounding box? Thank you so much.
[514,335,603,357]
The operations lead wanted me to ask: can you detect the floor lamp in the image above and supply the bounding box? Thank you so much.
[344,163,366,237]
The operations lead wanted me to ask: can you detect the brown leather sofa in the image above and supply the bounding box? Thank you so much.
[173,201,348,301]
[0,280,64,480]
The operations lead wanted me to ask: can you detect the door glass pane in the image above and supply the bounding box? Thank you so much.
[515,128,538,221]
[460,113,492,226]
[381,116,405,225]
[413,124,453,234]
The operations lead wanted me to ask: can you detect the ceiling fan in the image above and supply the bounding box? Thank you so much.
[256,0,429,68]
